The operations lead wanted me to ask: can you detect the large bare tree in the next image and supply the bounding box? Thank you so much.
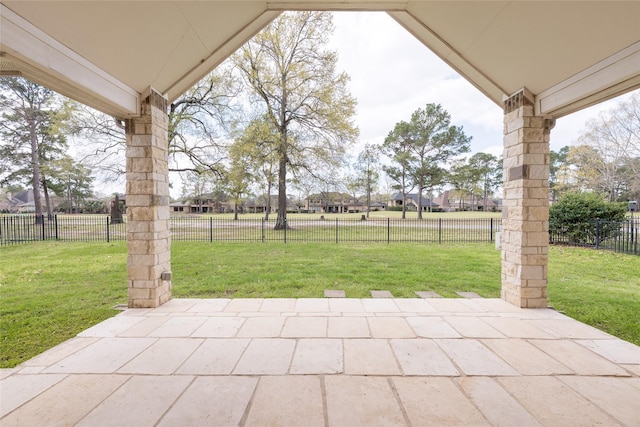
[233,11,358,229]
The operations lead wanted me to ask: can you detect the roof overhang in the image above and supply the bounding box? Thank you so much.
[1,1,639,119]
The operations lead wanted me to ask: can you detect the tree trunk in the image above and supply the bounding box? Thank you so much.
[274,156,288,230]
[417,185,424,220]
[29,122,43,223]
[401,173,407,220]
[265,180,272,221]
[42,178,53,220]
[234,201,239,220]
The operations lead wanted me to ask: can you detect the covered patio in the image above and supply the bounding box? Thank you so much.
[1,1,639,425]
[2,297,639,425]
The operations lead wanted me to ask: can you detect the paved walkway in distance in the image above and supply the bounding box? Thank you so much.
[1,298,639,426]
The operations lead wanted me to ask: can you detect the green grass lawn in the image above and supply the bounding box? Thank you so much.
[1,241,638,368]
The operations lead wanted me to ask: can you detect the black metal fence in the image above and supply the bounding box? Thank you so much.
[549,218,639,255]
[1,215,500,245]
[2,214,638,255]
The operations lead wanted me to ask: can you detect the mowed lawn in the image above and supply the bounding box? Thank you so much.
[1,241,638,367]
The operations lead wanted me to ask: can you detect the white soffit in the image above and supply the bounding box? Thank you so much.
[1,1,639,119]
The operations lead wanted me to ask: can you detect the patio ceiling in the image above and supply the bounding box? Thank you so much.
[1,1,639,119]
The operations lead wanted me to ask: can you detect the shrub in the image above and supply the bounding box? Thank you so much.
[549,192,627,245]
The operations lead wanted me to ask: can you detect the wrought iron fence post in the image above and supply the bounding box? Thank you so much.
[106,216,110,243]
[283,218,287,243]
[438,218,442,244]
[54,214,59,241]
[262,218,265,242]
[335,218,339,244]
[209,217,213,242]
[387,218,390,244]
[490,218,494,242]
[595,219,601,249]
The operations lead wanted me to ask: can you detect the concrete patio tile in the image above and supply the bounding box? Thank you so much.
[325,376,406,427]
[481,339,574,375]
[148,298,197,313]
[177,339,250,375]
[147,316,208,337]
[471,298,526,313]
[530,339,631,376]
[328,298,365,312]
[390,339,459,376]
[0,374,128,427]
[244,376,324,427]
[295,298,330,312]
[77,314,145,338]
[623,364,640,376]
[324,289,345,298]
[0,374,66,417]
[327,317,370,337]
[343,339,401,375]
[559,376,640,426]
[371,290,394,298]
[407,316,461,338]
[260,298,296,312]
[393,377,490,426]
[415,291,442,298]
[394,298,436,313]
[117,316,169,337]
[191,316,245,337]
[281,317,327,337]
[121,308,152,316]
[531,319,615,339]
[362,298,400,312]
[578,339,640,364]
[223,298,263,312]
[290,339,343,374]
[233,338,295,375]
[43,338,156,374]
[157,376,257,427]
[0,369,15,380]
[481,317,557,339]
[436,339,520,376]
[185,298,230,313]
[118,338,203,374]
[423,298,477,312]
[21,337,99,367]
[456,291,482,298]
[76,375,193,427]
[368,317,415,338]
[527,307,571,319]
[498,376,623,426]
[626,378,640,391]
[458,377,541,427]
[236,316,285,338]
[443,316,505,338]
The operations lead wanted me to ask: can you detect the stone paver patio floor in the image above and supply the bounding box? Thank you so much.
[1,298,639,426]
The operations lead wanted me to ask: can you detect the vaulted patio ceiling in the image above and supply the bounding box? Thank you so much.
[1,1,639,119]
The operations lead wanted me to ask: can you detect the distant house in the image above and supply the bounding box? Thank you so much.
[169,202,189,213]
[434,190,503,212]
[305,192,366,213]
[389,193,441,212]
[0,190,48,213]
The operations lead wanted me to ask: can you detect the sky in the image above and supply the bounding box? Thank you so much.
[327,12,637,159]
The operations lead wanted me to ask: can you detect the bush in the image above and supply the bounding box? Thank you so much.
[549,192,627,245]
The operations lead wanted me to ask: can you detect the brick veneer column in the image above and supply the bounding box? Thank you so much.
[501,88,553,308]
[125,88,172,308]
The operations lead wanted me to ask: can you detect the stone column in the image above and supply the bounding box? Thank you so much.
[125,87,172,308]
[501,88,553,308]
